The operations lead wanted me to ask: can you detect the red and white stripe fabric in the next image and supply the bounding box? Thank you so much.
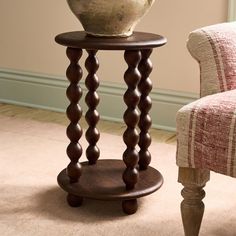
[177,90,236,176]
[187,22,236,96]
[176,22,236,177]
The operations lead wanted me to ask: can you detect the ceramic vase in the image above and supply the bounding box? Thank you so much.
[66,0,156,37]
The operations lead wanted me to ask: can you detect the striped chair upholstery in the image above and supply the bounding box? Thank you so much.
[187,22,236,97]
[176,22,236,236]
[177,89,236,176]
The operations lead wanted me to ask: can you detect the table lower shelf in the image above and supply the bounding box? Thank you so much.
[57,159,163,201]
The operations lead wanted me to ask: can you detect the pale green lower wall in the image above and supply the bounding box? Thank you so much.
[0,68,198,131]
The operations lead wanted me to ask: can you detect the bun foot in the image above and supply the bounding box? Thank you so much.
[67,194,83,207]
[122,199,138,215]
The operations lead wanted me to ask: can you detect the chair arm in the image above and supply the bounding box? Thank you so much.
[187,22,236,97]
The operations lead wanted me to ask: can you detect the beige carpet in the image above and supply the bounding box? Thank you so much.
[0,115,236,236]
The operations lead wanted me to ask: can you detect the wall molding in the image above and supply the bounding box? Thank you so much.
[228,0,236,21]
[0,68,198,131]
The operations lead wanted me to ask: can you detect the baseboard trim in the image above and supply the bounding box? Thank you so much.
[0,68,198,131]
[228,0,236,21]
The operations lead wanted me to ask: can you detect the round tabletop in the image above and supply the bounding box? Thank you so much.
[55,31,167,50]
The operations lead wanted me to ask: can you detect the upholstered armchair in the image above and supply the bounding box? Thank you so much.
[176,22,236,236]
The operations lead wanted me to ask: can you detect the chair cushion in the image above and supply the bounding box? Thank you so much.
[187,22,236,97]
[176,89,236,177]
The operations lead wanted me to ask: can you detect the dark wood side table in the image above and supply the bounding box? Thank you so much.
[55,31,167,215]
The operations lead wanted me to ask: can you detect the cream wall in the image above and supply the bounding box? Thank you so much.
[0,1,227,94]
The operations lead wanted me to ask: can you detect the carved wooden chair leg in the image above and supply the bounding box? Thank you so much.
[178,167,210,236]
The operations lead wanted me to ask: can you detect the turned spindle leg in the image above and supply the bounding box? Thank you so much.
[178,167,210,236]
[122,49,141,197]
[65,47,83,206]
[85,50,100,165]
[122,50,140,215]
[67,194,83,207]
[122,199,138,215]
[138,49,153,170]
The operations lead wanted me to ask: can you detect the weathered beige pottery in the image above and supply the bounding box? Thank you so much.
[66,0,156,37]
